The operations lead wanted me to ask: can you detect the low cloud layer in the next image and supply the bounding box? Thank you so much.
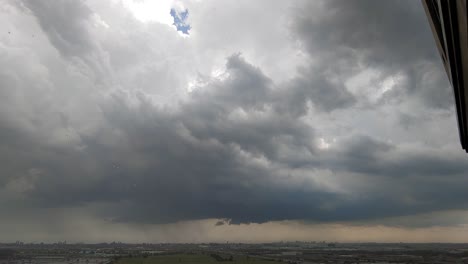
[0,0,467,242]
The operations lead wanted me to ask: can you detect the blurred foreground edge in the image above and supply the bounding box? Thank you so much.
[422,0,468,152]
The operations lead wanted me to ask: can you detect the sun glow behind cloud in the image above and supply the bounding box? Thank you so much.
[120,0,182,25]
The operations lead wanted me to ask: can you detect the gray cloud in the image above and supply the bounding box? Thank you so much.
[3,55,467,225]
[292,0,453,109]
[0,0,467,236]
[20,0,94,57]
[273,67,356,115]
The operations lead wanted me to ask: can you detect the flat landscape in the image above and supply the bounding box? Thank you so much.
[2,242,468,264]
[115,254,277,264]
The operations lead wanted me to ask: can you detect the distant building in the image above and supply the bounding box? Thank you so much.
[422,0,468,152]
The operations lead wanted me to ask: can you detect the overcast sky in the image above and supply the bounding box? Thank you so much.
[1,0,468,243]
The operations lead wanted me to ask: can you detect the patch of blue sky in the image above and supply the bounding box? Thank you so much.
[170,8,191,35]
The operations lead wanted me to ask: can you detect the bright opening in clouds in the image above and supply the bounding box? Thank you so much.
[121,0,184,26]
[170,8,191,35]
[1,0,467,243]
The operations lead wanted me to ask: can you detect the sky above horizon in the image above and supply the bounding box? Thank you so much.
[1,0,468,243]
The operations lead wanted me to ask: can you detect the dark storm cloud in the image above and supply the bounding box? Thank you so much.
[4,55,467,225]
[317,135,468,177]
[9,55,319,223]
[273,67,356,115]
[292,0,453,109]
[294,1,435,64]
[1,0,468,229]
[190,54,272,111]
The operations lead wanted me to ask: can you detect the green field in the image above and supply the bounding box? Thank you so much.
[115,253,279,264]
